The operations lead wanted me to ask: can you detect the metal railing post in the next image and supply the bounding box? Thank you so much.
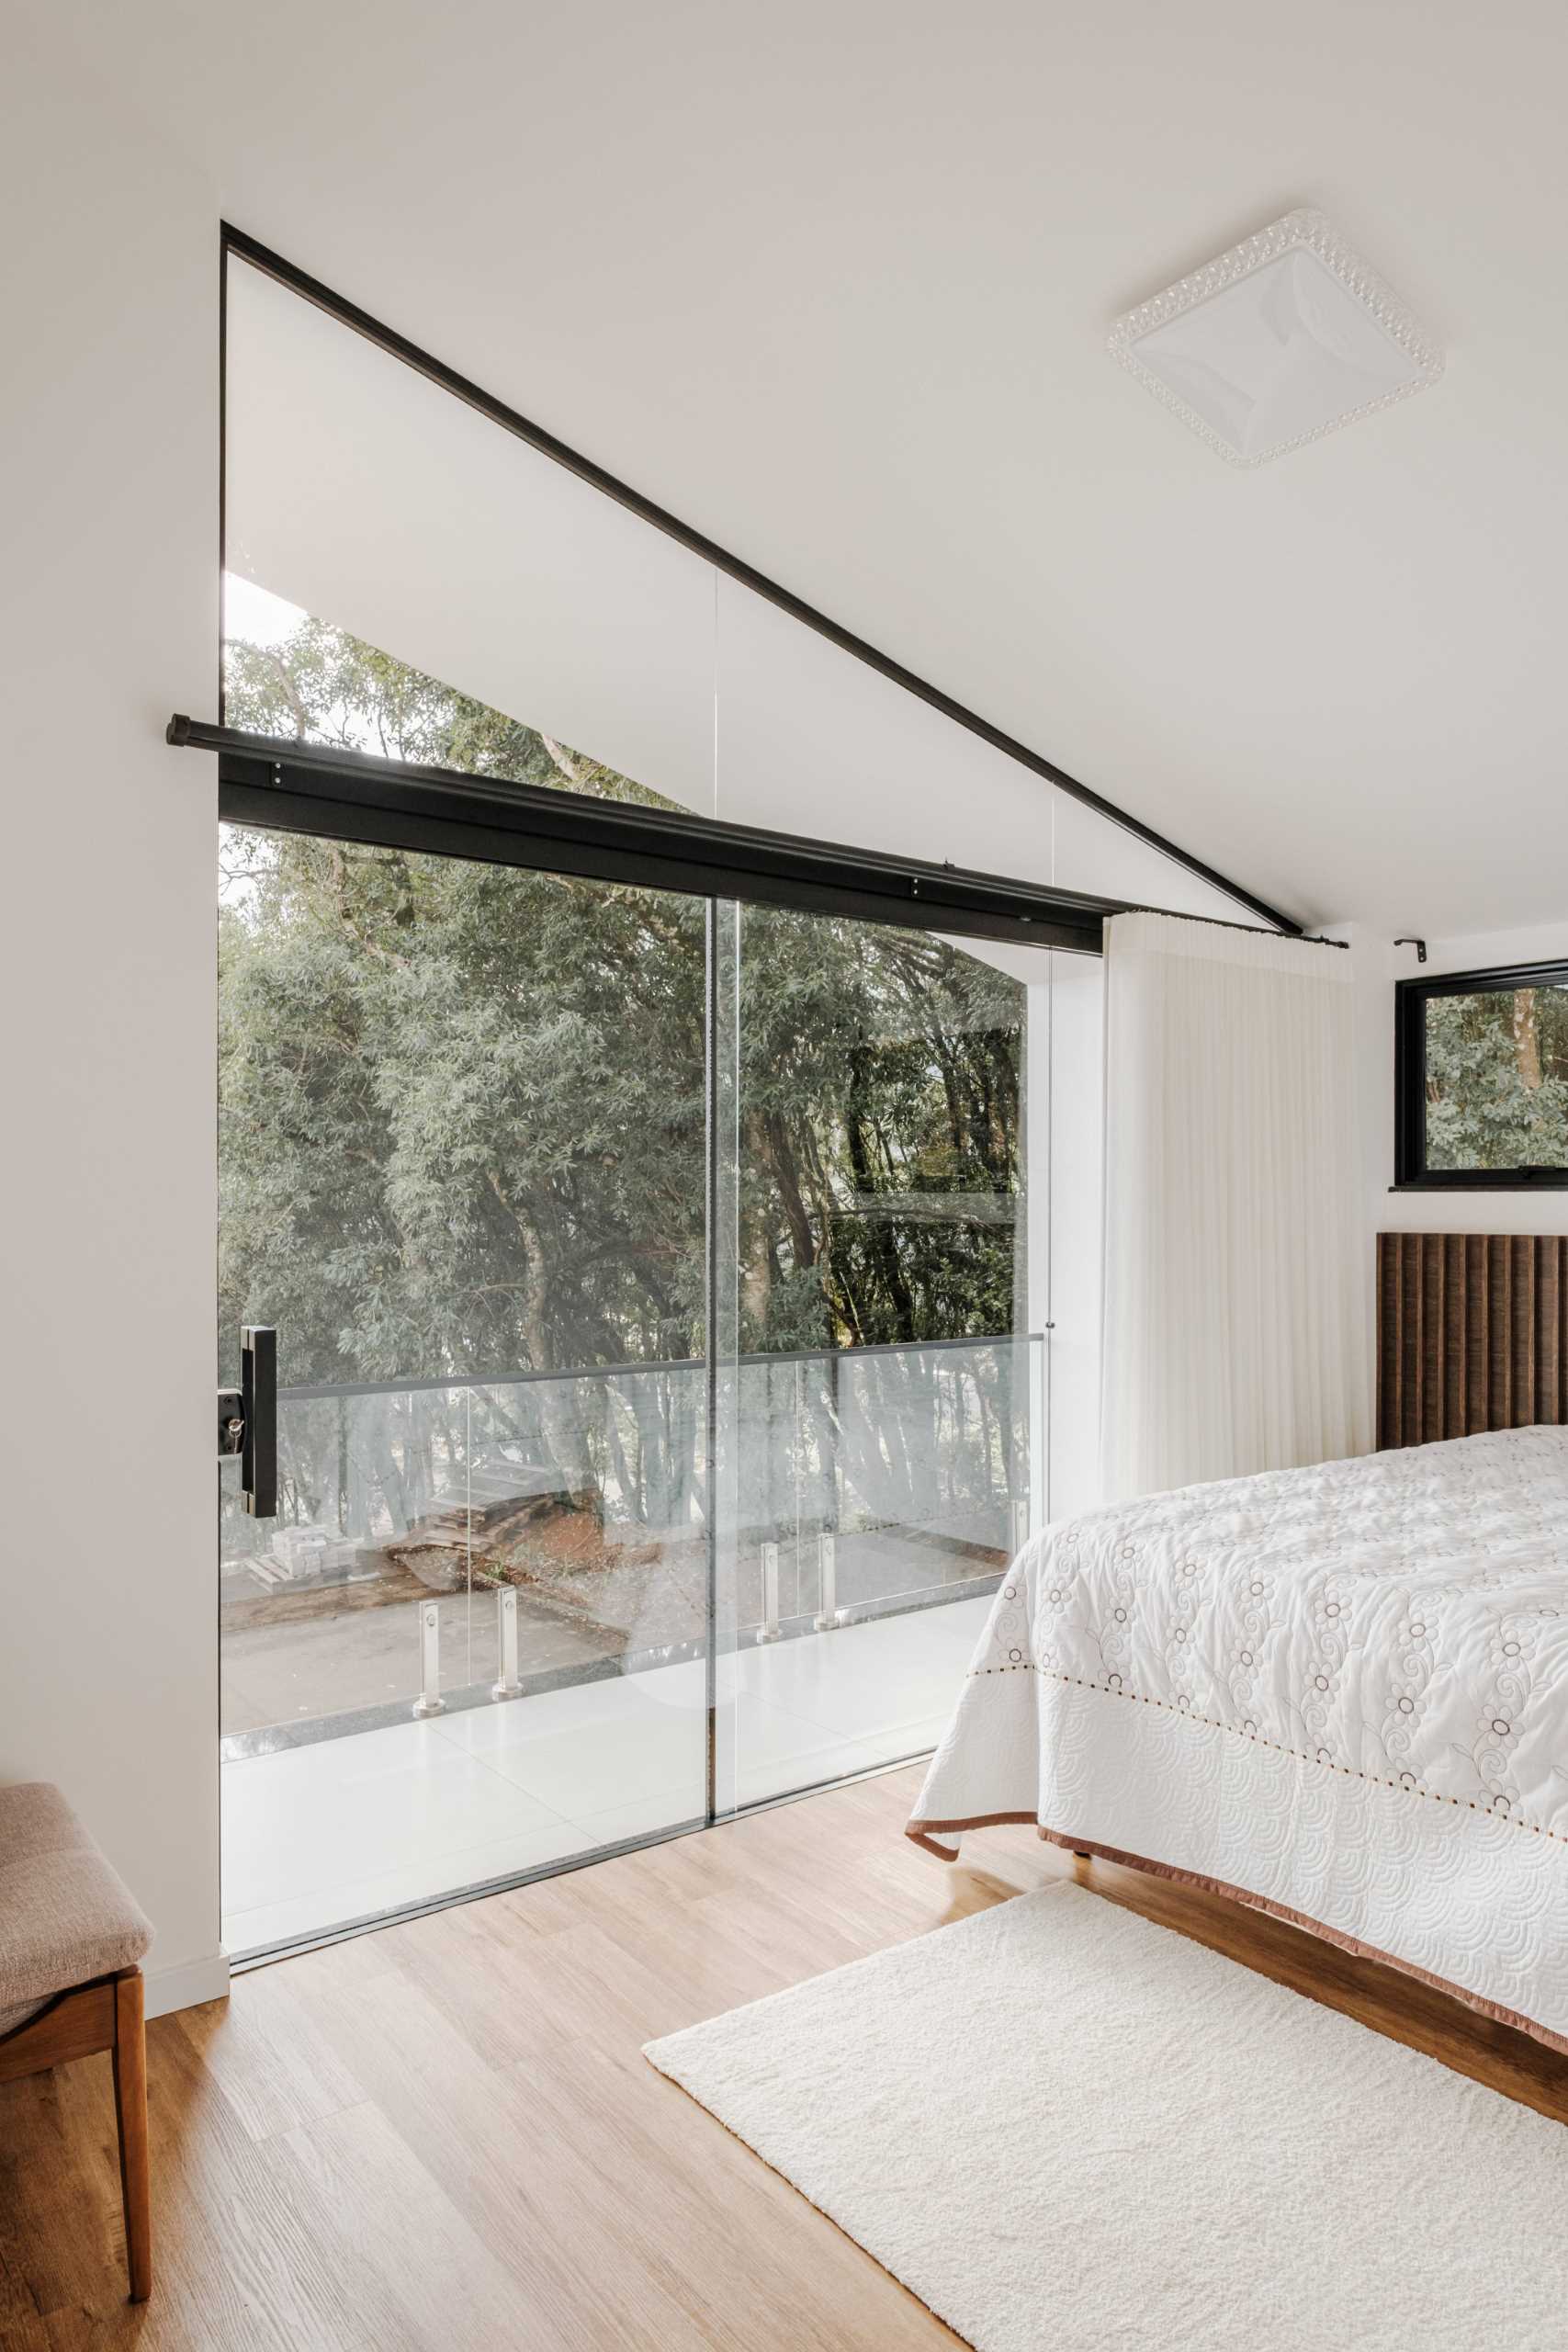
[814,1531,848,1631]
[412,1598,446,1717]
[756,1541,782,1642]
[491,1585,523,1700]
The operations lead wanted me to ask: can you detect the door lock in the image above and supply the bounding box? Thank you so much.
[217,1326,277,1516]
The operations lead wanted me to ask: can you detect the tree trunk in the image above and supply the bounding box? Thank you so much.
[1515,989,1542,1090]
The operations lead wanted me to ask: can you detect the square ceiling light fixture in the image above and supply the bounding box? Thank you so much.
[1109,208,1442,466]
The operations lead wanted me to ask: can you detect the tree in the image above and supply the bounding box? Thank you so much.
[1425,987,1568,1171]
[220,612,1027,1540]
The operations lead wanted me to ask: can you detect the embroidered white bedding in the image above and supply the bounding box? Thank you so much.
[908,1425,1568,2049]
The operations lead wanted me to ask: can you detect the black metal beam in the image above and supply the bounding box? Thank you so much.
[175,715,1131,953]
[220,221,1302,939]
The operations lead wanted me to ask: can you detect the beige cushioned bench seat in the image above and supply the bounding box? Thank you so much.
[0,1782,152,2034]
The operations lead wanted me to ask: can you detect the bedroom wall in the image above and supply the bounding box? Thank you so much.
[1354,918,1568,1242]
[0,22,223,2013]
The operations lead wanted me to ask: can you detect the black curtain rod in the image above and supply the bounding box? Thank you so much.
[1108,907,1349,950]
[220,220,1303,941]
[170,716,1128,955]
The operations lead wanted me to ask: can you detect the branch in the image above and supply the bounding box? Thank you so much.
[539,735,587,787]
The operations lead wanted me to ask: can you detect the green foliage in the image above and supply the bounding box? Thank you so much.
[1425,987,1568,1172]
[224,623,666,806]
[220,616,1026,1392]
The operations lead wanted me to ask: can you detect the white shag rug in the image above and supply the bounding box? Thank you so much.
[645,1883,1568,2352]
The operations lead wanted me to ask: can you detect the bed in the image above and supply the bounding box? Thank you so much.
[907,1417,1568,2055]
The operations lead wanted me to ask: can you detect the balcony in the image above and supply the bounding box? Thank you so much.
[220,1333,1042,1954]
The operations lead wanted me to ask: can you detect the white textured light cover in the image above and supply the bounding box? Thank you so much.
[1110,208,1442,465]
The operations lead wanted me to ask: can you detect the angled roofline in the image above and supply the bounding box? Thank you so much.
[220,221,1302,937]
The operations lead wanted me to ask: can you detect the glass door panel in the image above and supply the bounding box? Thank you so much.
[714,905,1048,1811]
[219,826,711,1954]
[214,237,1067,1960]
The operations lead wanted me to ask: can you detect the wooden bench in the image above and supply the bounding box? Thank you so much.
[0,1782,153,2302]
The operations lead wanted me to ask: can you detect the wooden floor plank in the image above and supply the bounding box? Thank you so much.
[5,1761,1567,2349]
[170,1955,370,2149]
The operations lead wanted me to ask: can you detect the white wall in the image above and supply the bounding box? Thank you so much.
[0,26,223,2014]
[1353,920,1568,1243]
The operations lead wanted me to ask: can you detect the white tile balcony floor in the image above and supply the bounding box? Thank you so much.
[220,1592,991,1955]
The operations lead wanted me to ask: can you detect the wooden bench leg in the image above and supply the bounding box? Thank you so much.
[111,1969,152,2303]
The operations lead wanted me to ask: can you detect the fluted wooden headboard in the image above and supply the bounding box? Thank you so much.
[1377,1232,1568,1449]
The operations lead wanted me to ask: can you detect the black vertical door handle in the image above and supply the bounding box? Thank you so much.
[241,1325,277,1518]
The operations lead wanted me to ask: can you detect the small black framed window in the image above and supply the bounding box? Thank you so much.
[1395,961,1568,1188]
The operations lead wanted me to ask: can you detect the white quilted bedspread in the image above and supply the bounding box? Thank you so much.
[910,1430,1568,2048]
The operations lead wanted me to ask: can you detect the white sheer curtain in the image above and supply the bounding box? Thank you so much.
[1100,912,1369,1503]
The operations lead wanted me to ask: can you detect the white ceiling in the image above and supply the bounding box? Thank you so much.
[39,0,1568,933]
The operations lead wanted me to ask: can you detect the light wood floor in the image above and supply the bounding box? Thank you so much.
[5,1764,1568,2350]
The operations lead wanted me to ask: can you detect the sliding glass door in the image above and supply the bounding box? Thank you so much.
[219,815,1051,1952]
[714,905,1043,1811]
[215,233,1066,1959]
[219,831,713,1951]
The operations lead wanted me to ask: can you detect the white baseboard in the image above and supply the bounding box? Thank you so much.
[145,1947,230,2018]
